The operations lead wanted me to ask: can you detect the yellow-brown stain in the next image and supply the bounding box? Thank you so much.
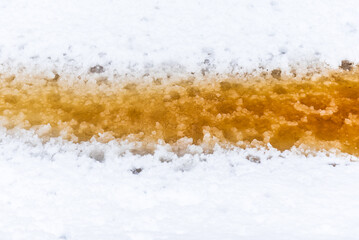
[1,68,359,155]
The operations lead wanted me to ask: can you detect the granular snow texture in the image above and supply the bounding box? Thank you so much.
[1,0,359,239]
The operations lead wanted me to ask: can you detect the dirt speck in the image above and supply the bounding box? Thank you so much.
[340,60,353,71]
[89,65,105,73]
[271,69,282,79]
[131,168,143,174]
[246,154,261,163]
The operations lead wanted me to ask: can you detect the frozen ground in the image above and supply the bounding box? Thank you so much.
[1,0,359,239]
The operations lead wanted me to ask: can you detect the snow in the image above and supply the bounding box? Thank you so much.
[1,0,359,77]
[1,128,359,240]
[1,0,359,239]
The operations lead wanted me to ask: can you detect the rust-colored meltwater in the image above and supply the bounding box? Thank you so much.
[1,68,359,155]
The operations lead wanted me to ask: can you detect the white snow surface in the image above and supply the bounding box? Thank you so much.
[0,128,359,240]
[1,1,359,239]
[1,0,359,77]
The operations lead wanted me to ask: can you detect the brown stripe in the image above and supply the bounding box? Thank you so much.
[1,68,359,155]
